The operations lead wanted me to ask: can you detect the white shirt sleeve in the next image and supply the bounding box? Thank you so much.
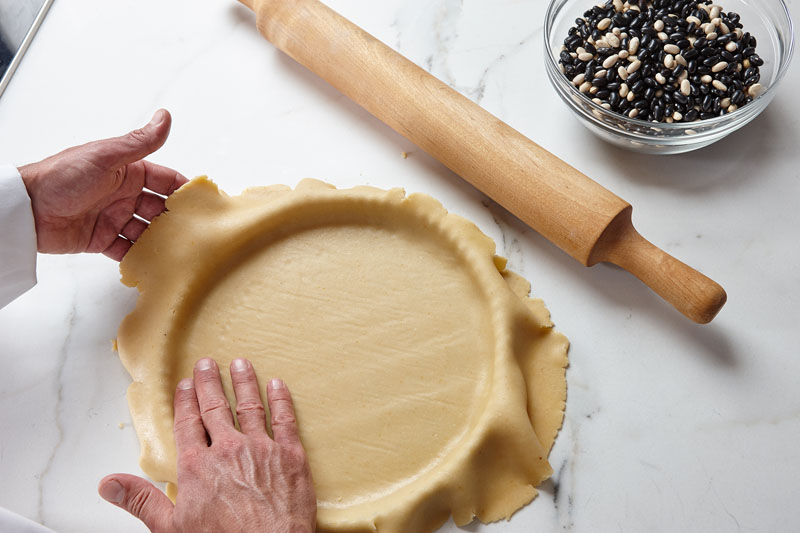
[0,168,52,529]
[0,164,38,309]
[0,508,55,533]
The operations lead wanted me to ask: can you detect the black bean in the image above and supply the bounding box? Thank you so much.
[653,105,664,121]
[750,54,764,67]
[683,48,700,60]
[745,74,760,86]
[596,90,611,99]
[732,90,745,105]
[685,109,699,121]
[613,12,630,26]
[673,92,689,105]
[701,47,717,58]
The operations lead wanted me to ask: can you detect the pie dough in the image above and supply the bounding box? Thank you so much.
[116,177,569,532]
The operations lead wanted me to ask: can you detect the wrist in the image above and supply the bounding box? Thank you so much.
[18,162,46,252]
[18,162,40,203]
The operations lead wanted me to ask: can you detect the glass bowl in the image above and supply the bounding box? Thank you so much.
[544,0,795,154]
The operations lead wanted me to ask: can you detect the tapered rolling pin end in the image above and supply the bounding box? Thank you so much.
[693,285,727,324]
[238,0,255,10]
[591,208,727,324]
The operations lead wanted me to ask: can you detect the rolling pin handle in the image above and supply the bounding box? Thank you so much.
[589,208,727,324]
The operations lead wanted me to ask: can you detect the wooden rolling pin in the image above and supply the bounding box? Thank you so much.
[238,0,727,324]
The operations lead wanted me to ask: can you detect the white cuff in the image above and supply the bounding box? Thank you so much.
[0,507,55,533]
[0,164,38,309]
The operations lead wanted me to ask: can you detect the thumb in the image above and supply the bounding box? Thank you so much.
[99,474,174,533]
[94,109,172,168]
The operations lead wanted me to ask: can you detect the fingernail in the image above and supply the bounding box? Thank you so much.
[177,378,193,390]
[99,479,125,504]
[270,378,284,390]
[148,109,166,127]
[231,358,249,372]
[195,358,213,371]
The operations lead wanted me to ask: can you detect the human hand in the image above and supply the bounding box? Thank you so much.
[98,358,317,532]
[19,109,188,261]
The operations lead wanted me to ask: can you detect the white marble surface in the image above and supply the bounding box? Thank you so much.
[1,0,799,531]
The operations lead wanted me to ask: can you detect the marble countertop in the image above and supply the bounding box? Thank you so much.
[1,0,798,531]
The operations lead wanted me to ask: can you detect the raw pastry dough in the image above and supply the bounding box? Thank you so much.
[116,178,568,532]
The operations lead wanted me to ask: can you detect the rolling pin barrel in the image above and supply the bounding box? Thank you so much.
[240,0,727,324]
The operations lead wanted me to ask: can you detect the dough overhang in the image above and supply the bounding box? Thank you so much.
[116,177,569,532]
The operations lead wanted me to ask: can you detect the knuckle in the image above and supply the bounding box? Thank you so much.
[214,436,243,454]
[126,128,150,146]
[173,413,200,432]
[287,443,309,462]
[200,397,230,416]
[236,399,266,416]
[126,487,154,518]
[233,370,258,385]
[174,388,197,404]
[194,370,221,383]
[271,410,297,426]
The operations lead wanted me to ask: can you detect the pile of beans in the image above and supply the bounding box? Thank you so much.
[558,0,763,123]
